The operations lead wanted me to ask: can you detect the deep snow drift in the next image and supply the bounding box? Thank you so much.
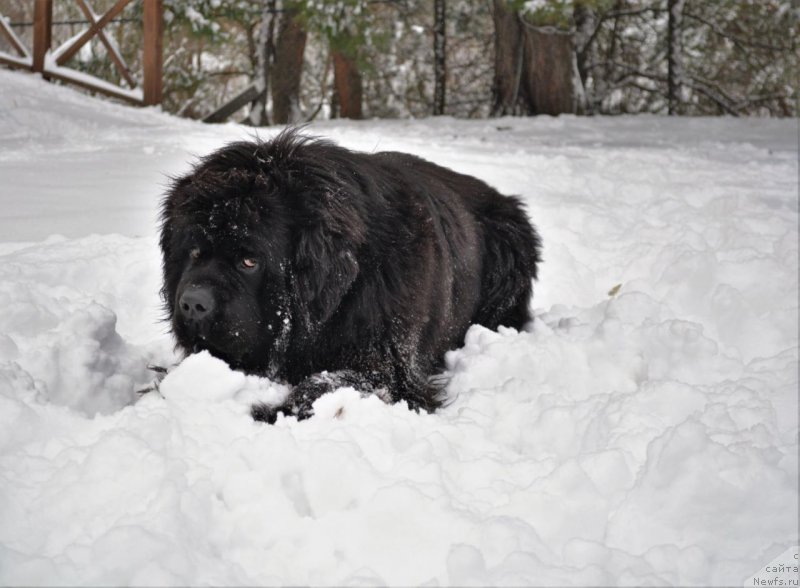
[0,69,797,586]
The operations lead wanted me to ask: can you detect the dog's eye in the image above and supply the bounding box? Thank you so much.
[190,248,201,260]
[241,257,258,269]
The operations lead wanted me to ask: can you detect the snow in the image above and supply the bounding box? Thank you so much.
[0,68,797,586]
[43,56,143,103]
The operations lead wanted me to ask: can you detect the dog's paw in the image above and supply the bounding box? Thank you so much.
[250,398,314,424]
[250,403,285,424]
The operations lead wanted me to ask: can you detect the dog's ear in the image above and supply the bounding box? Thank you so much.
[159,175,195,313]
[291,193,365,327]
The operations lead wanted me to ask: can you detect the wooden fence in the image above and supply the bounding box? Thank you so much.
[0,0,162,106]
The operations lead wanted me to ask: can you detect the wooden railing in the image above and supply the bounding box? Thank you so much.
[0,0,162,106]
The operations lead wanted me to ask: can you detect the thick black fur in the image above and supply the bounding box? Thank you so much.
[159,129,542,422]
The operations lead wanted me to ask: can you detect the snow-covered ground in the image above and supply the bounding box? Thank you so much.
[0,68,797,586]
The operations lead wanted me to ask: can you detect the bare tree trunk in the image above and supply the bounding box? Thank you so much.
[605,2,622,77]
[272,6,307,125]
[491,0,527,115]
[433,0,447,115]
[524,26,575,115]
[332,49,363,120]
[492,0,576,116]
[667,0,686,115]
[247,0,277,126]
[573,1,594,113]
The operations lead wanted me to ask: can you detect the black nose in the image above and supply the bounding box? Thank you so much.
[178,286,215,321]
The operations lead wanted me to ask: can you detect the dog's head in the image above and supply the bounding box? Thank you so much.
[159,132,365,376]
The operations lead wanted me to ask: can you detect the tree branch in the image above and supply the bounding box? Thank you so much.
[684,75,740,116]
[683,11,791,52]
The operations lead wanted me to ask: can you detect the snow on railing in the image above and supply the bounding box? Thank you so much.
[0,0,161,106]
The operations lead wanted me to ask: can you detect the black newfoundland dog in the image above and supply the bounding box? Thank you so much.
[160,130,541,422]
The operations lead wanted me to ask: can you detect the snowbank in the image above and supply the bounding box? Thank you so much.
[0,69,797,586]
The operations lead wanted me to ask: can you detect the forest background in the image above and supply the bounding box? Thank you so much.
[0,0,797,124]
